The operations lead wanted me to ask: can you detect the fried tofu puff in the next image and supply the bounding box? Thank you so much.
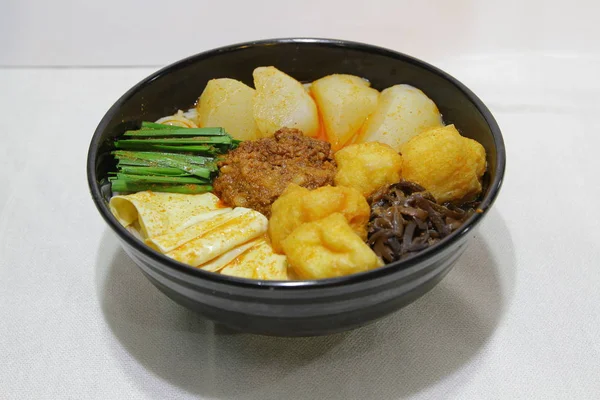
[401,125,486,203]
[281,213,382,279]
[334,142,403,198]
[268,184,370,253]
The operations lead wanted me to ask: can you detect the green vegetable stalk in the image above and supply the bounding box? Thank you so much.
[110,122,238,194]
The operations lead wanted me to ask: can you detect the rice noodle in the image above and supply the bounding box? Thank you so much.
[155,110,198,128]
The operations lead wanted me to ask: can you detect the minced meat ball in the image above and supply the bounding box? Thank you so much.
[213,128,337,217]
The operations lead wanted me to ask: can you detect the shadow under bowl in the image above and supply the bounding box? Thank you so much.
[87,38,505,336]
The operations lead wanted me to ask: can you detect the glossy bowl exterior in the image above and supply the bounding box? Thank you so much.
[87,38,505,336]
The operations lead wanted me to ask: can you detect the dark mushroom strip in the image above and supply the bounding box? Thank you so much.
[398,205,428,220]
[401,221,417,254]
[371,217,393,231]
[368,230,396,263]
[413,194,450,237]
[367,180,480,264]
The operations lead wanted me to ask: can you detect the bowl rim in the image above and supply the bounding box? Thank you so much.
[87,37,506,290]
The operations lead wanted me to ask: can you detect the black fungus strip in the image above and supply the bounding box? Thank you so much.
[367,180,480,264]
[401,221,417,253]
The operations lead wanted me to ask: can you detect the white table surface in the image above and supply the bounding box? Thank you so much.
[1,1,600,399]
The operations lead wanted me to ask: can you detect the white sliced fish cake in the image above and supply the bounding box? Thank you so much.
[166,208,268,267]
[109,191,222,238]
[220,239,288,280]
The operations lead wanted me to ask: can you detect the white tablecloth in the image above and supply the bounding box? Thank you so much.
[1,1,599,399]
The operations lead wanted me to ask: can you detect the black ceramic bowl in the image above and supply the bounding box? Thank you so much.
[88,38,505,336]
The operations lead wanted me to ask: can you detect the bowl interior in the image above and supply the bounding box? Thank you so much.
[88,38,504,287]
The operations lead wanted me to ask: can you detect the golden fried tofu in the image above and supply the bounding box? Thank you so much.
[282,213,382,280]
[334,142,403,197]
[269,184,370,253]
[401,125,486,203]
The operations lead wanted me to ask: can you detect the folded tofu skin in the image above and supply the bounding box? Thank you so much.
[110,192,285,279]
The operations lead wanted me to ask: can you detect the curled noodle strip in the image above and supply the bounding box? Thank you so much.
[155,110,198,128]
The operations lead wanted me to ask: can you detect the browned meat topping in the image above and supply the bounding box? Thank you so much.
[213,128,337,217]
[367,180,480,263]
